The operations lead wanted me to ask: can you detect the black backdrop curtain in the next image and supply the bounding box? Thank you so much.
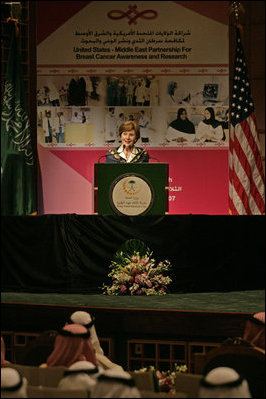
[1,215,265,294]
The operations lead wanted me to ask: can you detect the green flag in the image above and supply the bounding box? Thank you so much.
[1,21,37,215]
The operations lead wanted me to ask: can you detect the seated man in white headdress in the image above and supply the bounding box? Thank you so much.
[58,360,99,392]
[198,367,251,398]
[91,368,141,398]
[66,311,124,372]
[1,368,28,398]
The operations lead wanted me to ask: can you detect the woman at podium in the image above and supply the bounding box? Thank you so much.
[105,120,149,163]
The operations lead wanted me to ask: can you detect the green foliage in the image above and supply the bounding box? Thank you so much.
[113,239,151,265]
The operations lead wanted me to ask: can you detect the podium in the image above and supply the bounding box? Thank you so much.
[94,163,169,215]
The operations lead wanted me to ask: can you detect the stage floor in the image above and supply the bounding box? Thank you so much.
[2,290,265,313]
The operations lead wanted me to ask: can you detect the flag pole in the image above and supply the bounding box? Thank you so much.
[229,1,243,23]
[229,1,245,40]
[2,1,22,19]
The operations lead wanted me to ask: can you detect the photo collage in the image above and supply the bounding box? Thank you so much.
[37,75,229,147]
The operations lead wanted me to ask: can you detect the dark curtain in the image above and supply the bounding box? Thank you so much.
[1,215,265,294]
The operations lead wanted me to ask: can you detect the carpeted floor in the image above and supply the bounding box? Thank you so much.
[2,290,265,313]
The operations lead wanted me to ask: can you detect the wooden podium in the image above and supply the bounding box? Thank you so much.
[94,163,169,215]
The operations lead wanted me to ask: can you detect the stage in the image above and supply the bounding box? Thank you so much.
[1,214,265,370]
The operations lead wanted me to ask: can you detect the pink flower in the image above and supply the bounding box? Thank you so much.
[141,259,147,265]
[135,275,141,284]
[121,285,127,293]
[136,289,142,295]
[146,280,152,288]
[132,269,140,276]
[129,276,134,283]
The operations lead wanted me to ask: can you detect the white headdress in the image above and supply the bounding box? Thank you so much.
[58,360,99,391]
[68,311,104,355]
[91,368,141,398]
[198,367,252,398]
[1,368,28,398]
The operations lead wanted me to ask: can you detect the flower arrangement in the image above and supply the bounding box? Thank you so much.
[102,239,172,296]
[135,364,188,394]
[156,364,188,393]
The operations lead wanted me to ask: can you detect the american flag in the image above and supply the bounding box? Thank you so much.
[229,27,265,215]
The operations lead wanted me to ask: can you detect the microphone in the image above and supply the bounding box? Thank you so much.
[97,154,108,163]
[121,144,133,151]
[149,156,160,163]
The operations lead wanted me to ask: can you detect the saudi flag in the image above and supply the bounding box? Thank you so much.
[1,21,37,215]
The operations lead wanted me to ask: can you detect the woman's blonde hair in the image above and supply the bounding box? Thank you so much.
[118,120,140,141]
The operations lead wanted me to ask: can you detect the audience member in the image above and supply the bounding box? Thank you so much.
[46,324,97,367]
[198,367,251,398]
[243,312,265,350]
[66,312,103,355]
[58,360,98,391]
[91,368,141,398]
[66,311,124,371]
[1,368,28,398]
